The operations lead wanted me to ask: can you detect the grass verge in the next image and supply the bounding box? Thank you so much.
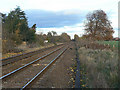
[78,47,118,88]
[97,41,119,49]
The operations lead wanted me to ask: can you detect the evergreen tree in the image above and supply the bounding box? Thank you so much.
[3,6,36,44]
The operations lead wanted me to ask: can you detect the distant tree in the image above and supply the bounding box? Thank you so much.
[47,32,52,43]
[32,24,36,31]
[47,31,57,44]
[74,34,79,41]
[43,34,47,40]
[51,31,57,36]
[36,34,44,46]
[61,33,71,42]
[84,10,114,40]
[26,24,37,44]
[26,30,36,43]
[47,32,52,37]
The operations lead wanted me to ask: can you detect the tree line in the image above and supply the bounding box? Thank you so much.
[2,7,71,53]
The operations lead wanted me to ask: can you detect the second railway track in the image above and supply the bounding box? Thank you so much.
[2,45,69,89]
[1,44,64,66]
[2,44,64,76]
[1,45,64,79]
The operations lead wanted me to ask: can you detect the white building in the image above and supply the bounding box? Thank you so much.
[44,40,48,43]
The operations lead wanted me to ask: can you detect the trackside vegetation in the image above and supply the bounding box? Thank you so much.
[2,6,71,54]
[74,9,119,88]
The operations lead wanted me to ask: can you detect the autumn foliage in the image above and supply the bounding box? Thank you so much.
[84,10,114,40]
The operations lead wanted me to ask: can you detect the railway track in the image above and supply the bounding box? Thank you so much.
[1,44,64,66]
[2,45,68,89]
[1,45,64,79]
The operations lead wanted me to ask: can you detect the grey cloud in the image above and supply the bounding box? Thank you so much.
[25,9,84,28]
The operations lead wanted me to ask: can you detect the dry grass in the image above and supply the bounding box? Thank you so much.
[2,43,56,59]
[78,47,118,88]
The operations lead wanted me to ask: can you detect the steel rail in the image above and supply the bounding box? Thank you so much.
[1,44,64,66]
[21,47,68,90]
[0,46,64,80]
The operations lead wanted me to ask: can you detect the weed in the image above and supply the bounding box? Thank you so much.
[78,47,118,88]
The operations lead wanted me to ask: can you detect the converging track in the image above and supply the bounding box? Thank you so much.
[2,44,64,76]
[2,44,69,89]
[1,44,64,66]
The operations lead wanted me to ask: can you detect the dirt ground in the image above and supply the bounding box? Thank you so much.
[30,42,76,88]
[2,42,77,88]
[2,45,63,76]
[2,46,66,88]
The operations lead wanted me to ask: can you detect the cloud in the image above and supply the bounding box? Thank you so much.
[1,0,118,12]
[25,9,84,28]
[36,23,85,39]
[0,0,118,38]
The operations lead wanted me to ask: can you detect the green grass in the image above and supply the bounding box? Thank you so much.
[97,41,119,49]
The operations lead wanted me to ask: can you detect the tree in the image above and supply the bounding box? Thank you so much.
[47,32,52,42]
[26,24,37,44]
[3,6,30,44]
[51,31,57,36]
[74,34,79,41]
[32,24,37,31]
[26,30,36,43]
[47,32,52,37]
[36,34,44,46]
[3,6,37,45]
[2,7,37,53]
[61,33,71,42]
[47,31,56,44]
[84,10,114,40]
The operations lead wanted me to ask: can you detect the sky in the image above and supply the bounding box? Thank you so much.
[0,0,119,39]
